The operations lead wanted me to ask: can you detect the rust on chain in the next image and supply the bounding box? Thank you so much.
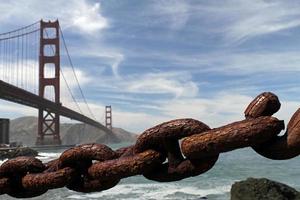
[59,143,118,166]
[44,158,61,172]
[134,118,210,154]
[58,143,120,193]
[115,145,135,157]
[254,108,300,160]
[66,178,120,193]
[144,156,219,182]
[0,156,45,176]
[134,118,216,182]
[22,167,76,191]
[181,116,284,159]
[0,91,299,198]
[88,150,164,181]
[0,157,47,198]
[244,92,280,119]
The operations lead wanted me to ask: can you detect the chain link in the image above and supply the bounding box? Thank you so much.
[0,92,299,198]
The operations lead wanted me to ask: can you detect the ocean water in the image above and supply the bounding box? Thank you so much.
[0,143,299,200]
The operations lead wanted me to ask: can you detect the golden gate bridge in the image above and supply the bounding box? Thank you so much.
[0,20,109,145]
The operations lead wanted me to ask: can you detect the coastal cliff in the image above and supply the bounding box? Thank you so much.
[9,117,137,146]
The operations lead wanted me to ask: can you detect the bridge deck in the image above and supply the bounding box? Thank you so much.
[0,80,108,131]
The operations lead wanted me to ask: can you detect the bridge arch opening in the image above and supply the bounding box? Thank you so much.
[43,28,57,39]
[44,85,55,102]
[43,44,56,56]
[44,63,56,78]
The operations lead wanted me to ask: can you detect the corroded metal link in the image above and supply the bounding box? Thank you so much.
[115,145,135,157]
[66,178,120,193]
[0,157,47,198]
[253,108,300,160]
[244,92,280,119]
[59,143,118,167]
[58,143,120,193]
[143,156,219,182]
[88,150,164,181]
[181,116,284,159]
[134,118,210,154]
[244,92,300,160]
[44,158,61,172]
[0,156,45,176]
[134,118,212,181]
[22,167,76,191]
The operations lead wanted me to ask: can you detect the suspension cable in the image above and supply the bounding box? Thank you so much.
[0,20,40,36]
[59,26,97,120]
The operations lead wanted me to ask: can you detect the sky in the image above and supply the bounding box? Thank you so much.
[0,0,300,133]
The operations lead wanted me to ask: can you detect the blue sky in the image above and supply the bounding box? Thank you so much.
[0,0,300,132]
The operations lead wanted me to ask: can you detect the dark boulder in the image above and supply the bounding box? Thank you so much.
[231,178,300,200]
[0,147,38,160]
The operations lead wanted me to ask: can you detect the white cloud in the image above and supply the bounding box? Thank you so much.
[159,93,252,128]
[186,0,300,44]
[71,2,108,34]
[136,49,300,76]
[124,72,198,98]
[0,0,108,35]
[152,0,190,30]
[72,46,124,79]
[87,70,200,99]
[107,53,123,79]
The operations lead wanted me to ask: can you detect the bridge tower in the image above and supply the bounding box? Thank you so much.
[36,20,61,145]
[105,106,112,130]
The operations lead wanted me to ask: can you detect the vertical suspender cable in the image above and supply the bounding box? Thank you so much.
[25,29,30,90]
[21,28,24,88]
[34,28,38,94]
[17,31,19,87]
[0,39,2,80]
[8,36,10,84]
[0,21,40,89]
[4,39,7,82]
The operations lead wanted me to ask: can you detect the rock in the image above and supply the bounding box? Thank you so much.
[231,178,300,200]
[0,147,38,160]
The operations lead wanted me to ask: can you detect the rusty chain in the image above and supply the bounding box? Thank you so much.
[0,91,299,198]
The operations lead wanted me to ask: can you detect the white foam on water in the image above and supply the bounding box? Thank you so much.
[67,183,230,200]
[0,152,60,165]
[0,159,7,165]
[66,195,85,199]
[36,152,61,162]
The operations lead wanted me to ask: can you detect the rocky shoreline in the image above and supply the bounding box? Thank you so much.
[0,147,38,160]
[231,178,300,200]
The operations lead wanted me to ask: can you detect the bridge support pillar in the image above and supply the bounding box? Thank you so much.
[36,20,61,146]
[105,105,112,130]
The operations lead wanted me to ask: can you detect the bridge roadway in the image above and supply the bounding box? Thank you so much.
[0,80,108,132]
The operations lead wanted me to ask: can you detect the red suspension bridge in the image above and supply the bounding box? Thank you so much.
[0,20,109,145]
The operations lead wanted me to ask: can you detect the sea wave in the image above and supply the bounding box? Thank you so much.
[67,183,230,200]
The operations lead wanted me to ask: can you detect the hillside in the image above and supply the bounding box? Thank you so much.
[9,116,137,146]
